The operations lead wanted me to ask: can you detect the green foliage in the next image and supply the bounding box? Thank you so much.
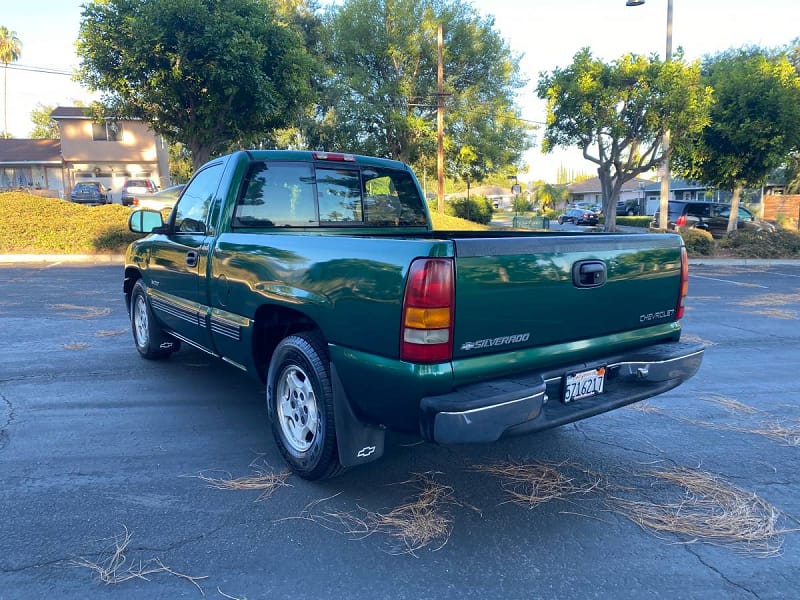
[29,103,59,139]
[680,228,715,256]
[512,195,532,213]
[430,211,491,231]
[311,0,532,178]
[0,193,143,254]
[672,48,800,191]
[168,141,193,184]
[445,196,493,224]
[537,48,711,230]
[718,229,800,258]
[76,0,317,168]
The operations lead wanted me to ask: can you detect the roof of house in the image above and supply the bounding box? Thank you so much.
[567,176,652,194]
[642,177,707,192]
[0,139,62,164]
[445,185,515,199]
[50,106,93,120]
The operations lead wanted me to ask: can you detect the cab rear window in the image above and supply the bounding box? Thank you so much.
[232,161,427,228]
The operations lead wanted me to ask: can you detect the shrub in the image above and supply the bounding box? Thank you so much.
[0,192,144,254]
[680,228,715,256]
[718,229,800,258]
[445,195,493,225]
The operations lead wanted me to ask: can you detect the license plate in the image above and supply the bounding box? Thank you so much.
[563,367,606,403]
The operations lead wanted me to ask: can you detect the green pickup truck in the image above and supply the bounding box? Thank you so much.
[125,150,704,479]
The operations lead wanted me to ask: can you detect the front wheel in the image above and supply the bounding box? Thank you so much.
[130,280,179,359]
[267,333,343,480]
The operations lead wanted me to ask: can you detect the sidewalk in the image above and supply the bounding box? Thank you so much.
[0,254,125,264]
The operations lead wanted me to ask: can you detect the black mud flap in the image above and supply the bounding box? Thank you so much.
[330,364,385,468]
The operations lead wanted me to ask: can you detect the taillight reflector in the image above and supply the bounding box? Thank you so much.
[401,258,454,363]
[675,215,686,227]
[677,246,688,319]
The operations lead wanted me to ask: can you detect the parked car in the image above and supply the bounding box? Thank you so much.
[130,184,185,212]
[558,208,600,226]
[70,181,109,206]
[570,202,602,214]
[617,199,639,216]
[121,178,158,206]
[651,201,776,238]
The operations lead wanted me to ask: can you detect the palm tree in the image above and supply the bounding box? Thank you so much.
[0,26,22,138]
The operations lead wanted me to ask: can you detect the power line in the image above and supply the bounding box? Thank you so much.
[5,63,74,76]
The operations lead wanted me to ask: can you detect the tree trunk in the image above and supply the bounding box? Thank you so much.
[3,64,7,137]
[190,142,212,171]
[727,184,742,233]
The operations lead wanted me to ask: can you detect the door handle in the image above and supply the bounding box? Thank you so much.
[572,260,606,288]
[186,250,199,268]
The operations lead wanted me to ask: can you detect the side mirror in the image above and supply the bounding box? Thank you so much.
[129,209,165,233]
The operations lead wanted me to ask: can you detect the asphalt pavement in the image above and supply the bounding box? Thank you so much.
[1,262,799,599]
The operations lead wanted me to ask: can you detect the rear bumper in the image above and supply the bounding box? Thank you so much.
[419,340,704,443]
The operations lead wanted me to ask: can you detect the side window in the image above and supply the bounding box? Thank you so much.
[317,168,362,223]
[173,163,223,233]
[738,207,754,221]
[363,168,427,226]
[234,163,316,227]
[689,203,711,218]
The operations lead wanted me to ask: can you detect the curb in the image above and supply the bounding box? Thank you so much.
[0,254,125,265]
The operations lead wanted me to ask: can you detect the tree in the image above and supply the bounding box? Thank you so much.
[76,0,317,169]
[309,0,532,179]
[0,26,22,138]
[672,48,800,232]
[537,48,711,231]
[29,103,59,139]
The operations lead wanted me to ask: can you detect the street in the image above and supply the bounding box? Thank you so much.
[1,262,798,599]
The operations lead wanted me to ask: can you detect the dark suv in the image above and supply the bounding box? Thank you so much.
[651,201,775,238]
[70,181,109,205]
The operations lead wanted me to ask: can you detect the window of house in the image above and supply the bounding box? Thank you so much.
[92,121,123,141]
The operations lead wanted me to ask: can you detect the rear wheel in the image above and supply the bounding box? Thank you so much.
[130,280,179,359]
[267,332,343,480]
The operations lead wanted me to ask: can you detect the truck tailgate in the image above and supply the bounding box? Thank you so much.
[451,234,683,360]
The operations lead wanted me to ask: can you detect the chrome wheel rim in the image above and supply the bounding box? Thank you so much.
[276,365,319,453]
[133,295,149,348]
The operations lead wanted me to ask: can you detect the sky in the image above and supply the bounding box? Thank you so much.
[1,0,798,182]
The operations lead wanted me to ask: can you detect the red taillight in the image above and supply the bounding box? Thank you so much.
[312,151,356,162]
[676,247,688,319]
[675,215,686,227]
[132,197,140,206]
[401,258,454,363]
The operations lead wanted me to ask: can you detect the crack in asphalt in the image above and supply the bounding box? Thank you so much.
[572,422,670,461]
[0,557,70,574]
[0,392,15,452]
[684,545,762,599]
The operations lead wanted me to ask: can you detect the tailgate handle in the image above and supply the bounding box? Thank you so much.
[573,260,606,288]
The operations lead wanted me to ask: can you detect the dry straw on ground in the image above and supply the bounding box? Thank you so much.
[62,342,90,351]
[610,467,791,556]
[96,329,128,338]
[188,461,291,501]
[679,333,717,347]
[698,393,760,414]
[281,472,456,556]
[473,461,605,509]
[737,292,800,307]
[71,526,207,594]
[49,303,112,319]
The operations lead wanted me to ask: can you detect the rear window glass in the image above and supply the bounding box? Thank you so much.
[232,161,427,228]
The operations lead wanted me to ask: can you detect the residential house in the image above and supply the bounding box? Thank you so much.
[642,178,733,214]
[567,176,652,211]
[0,106,170,202]
[445,184,522,211]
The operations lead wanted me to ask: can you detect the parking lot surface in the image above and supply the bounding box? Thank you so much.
[1,262,798,599]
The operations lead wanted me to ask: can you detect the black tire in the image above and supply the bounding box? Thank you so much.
[130,280,179,359]
[266,332,343,480]
[626,208,636,216]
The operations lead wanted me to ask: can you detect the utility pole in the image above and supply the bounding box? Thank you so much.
[436,23,444,214]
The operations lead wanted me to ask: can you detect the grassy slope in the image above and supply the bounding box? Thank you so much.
[0,192,488,254]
